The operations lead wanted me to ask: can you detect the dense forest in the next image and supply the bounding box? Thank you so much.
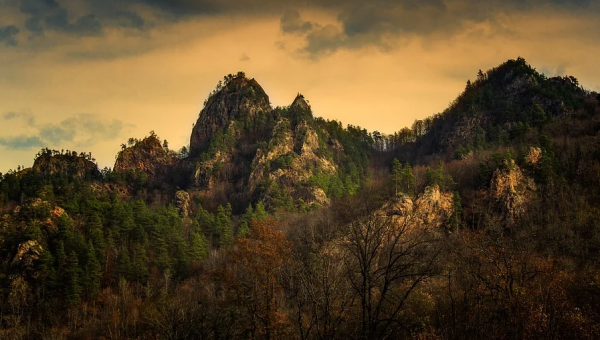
[1,58,600,339]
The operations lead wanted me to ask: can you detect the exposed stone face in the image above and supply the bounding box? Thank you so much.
[526,146,542,165]
[33,153,100,179]
[185,76,354,210]
[383,186,453,230]
[175,190,191,219]
[114,135,176,184]
[249,120,337,207]
[489,160,536,223]
[291,94,310,111]
[12,240,42,268]
[189,76,271,156]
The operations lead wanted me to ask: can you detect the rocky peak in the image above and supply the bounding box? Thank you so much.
[32,149,100,179]
[291,94,310,112]
[189,73,271,156]
[114,134,176,184]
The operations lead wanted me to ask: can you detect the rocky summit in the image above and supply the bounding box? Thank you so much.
[189,73,271,157]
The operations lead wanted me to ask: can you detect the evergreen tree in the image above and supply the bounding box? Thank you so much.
[65,251,82,306]
[392,158,402,196]
[87,213,106,262]
[115,249,133,281]
[37,249,57,295]
[425,163,454,191]
[172,235,190,278]
[131,243,149,283]
[401,162,415,195]
[57,214,73,242]
[83,241,102,298]
[254,201,268,221]
[215,205,233,247]
[188,231,208,261]
[196,205,215,237]
[150,225,170,273]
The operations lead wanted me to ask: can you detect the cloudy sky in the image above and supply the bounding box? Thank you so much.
[1,0,600,172]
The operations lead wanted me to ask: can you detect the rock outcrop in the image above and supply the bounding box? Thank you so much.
[489,160,536,223]
[290,94,310,111]
[183,75,347,211]
[33,151,100,179]
[249,119,337,207]
[11,240,42,269]
[383,186,454,230]
[175,190,191,219]
[114,135,176,185]
[189,74,271,157]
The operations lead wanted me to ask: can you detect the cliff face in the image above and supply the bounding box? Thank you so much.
[32,151,100,179]
[114,135,176,185]
[189,74,271,157]
[249,118,337,207]
[489,159,536,224]
[383,186,454,230]
[182,75,350,211]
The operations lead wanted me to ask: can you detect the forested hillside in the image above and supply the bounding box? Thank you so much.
[1,58,600,339]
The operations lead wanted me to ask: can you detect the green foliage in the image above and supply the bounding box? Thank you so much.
[533,134,560,187]
[132,243,149,283]
[425,163,454,191]
[478,150,515,188]
[392,158,415,195]
[215,204,233,247]
[270,153,296,171]
[83,241,102,299]
[116,249,133,281]
[188,231,209,260]
[65,251,82,306]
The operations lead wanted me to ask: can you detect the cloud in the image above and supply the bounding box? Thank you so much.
[279,0,600,56]
[239,53,250,61]
[0,0,599,59]
[3,112,35,125]
[0,25,19,46]
[115,11,146,29]
[0,135,44,149]
[0,113,125,150]
[280,9,313,34]
[20,0,102,36]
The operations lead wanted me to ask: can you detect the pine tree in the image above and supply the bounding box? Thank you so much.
[84,241,102,298]
[392,158,402,196]
[173,235,190,278]
[215,205,233,247]
[115,249,133,281]
[188,231,209,261]
[87,213,106,262]
[196,205,215,237]
[131,243,149,283]
[57,214,73,242]
[254,201,268,221]
[401,162,415,195]
[37,249,56,295]
[66,251,82,306]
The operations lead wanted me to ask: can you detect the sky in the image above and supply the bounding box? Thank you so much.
[1,0,600,172]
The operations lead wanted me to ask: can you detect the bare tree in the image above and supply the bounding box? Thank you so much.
[343,200,441,340]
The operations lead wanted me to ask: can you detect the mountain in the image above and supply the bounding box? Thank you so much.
[398,57,597,162]
[114,71,372,213]
[1,59,600,340]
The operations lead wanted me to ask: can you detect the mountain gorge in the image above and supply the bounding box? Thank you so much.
[1,59,600,339]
